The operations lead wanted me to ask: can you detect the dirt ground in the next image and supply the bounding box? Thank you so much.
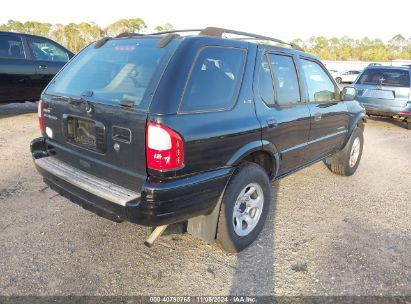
[0,102,410,296]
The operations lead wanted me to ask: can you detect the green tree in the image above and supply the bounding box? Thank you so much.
[154,23,175,33]
[78,22,104,45]
[106,18,147,36]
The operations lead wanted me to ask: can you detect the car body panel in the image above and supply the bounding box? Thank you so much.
[0,31,73,103]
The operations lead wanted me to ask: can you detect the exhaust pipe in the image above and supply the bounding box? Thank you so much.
[144,225,168,247]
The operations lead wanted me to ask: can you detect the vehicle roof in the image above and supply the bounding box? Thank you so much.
[0,30,73,54]
[113,33,318,60]
[0,30,52,40]
[364,65,411,71]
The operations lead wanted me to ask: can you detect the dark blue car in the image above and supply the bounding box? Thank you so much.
[354,66,411,129]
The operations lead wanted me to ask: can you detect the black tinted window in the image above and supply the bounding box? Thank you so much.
[46,38,173,110]
[180,47,246,112]
[358,69,410,87]
[0,35,24,59]
[259,56,275,105]
[30,37,69,62]
[301,59,339,102]
[269,54,300,104]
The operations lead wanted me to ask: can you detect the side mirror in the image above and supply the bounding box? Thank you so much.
[341,87,357,101]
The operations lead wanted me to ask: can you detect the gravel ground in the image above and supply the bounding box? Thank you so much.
[0,102,410,296]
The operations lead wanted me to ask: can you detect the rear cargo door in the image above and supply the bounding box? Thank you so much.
[41,37,178,191]
[41,97,148,191]
[356,68,410,108]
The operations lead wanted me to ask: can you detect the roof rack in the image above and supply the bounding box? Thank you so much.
[116,32,145,38]
[112,27,304,51]
[198,27,304,51]
[148,29,203,36]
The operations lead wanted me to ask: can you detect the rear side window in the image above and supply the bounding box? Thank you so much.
[179,47,246,113]
[46,38,174,110]
[358,69,410,87]
[258,56,275,105]
[0,35,25,59]
[30,37,70,62]
[268,54,300,105]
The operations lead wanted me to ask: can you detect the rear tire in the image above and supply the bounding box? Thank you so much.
[216,162,272,253]
[406,120,411,130]
[324,127,364,176]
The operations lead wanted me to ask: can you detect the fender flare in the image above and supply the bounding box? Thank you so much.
[227,140,280,179]
[344,113,367,147]
[261,140,280,179]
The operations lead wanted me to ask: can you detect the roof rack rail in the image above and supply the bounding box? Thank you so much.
[198,27,304,51]
[157,33,181,48]
[148,29,203,36]
[113,27,304,51]
[116,32,145,38]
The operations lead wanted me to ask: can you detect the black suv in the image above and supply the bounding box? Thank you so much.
[31,27,366,253]
[0,31,73,103]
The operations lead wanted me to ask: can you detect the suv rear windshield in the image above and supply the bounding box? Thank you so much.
[45,38,177,110]
[358,68,410,87]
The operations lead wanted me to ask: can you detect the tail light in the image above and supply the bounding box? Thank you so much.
[146,122,184,171]
[38,100,45,134]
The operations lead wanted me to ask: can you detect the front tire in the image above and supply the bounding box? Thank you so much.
[335,77,342,84]
[406,120,411,130]
[324,127,364,176]
[216,162,272,253]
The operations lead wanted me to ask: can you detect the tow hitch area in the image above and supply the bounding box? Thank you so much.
[144,225,169,247]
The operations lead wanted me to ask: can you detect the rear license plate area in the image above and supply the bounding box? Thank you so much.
[363,89,394,100]
[67,117,97,150]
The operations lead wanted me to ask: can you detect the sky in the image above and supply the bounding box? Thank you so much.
[2,0,410,42]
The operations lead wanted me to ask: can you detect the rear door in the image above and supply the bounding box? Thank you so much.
[41,37,178,191]
[28,36,72,97]
[254,50,311,175]
[0,33,36,102]
[299,58,350,160]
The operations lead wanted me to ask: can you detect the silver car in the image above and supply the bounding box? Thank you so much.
[354,66,411,129]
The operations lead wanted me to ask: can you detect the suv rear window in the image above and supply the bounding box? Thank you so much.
[179,47,246,113]
[46,38,176,110]
[358,68,410,87]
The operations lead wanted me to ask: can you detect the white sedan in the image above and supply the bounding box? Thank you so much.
[334,70,362,84]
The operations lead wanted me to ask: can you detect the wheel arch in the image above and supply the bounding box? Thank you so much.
[227,140,279,179]
[187,141,280,243]
[341,112,367,148]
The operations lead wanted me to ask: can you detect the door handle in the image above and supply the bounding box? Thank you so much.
[39,64,48,70]
[314,112,322,122]
[266,118,278,128]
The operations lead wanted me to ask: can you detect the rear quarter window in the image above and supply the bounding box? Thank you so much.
[0,34,25,59]
[179,46,247,113]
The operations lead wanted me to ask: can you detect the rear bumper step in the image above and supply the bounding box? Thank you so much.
[31,137,233,226]
[35,157,140,206]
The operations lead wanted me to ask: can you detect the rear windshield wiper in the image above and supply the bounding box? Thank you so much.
[119,99,135,108]
[51,94,93,112]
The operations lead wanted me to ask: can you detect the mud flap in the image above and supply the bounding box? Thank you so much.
[187,185,228,244]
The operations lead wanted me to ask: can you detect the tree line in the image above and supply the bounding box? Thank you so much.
[1,19,410,61]
[0,19,175,53]
[292,35,411,62]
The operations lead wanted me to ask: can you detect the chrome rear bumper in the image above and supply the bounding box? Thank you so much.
[35,157,140,206]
